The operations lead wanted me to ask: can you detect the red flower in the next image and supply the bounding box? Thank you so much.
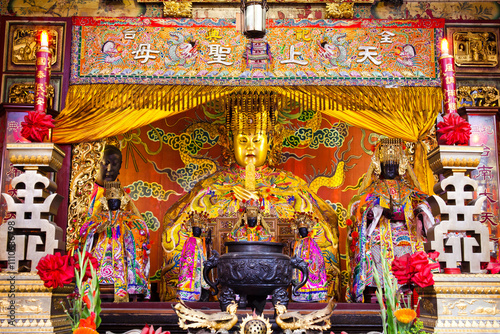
[79,312,96,330]
[437,113,471,145]
[409,251,429,273]
[411,265,435,287]
[20,111,54,142]
[428,251,440,261]
[73,252,99,281]
[82,294,91,309]
[36,253,74,288]
[346,219,352,226]
[392,253,412,285]
[486,261,500,274]
[392,251,438,288]
[140,324,170,334]
[351,230,359,239]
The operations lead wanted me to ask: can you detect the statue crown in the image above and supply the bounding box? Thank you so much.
[185,210,209,228]
[292,211,315,230]
[226,90,278,136]
[379,138,403,164]
[104,181,122,200]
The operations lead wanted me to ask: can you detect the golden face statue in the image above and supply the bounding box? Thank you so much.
[233,131,269,167]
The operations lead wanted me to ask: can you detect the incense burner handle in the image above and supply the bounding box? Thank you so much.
[203,250,220,296]
[290,255,309,296]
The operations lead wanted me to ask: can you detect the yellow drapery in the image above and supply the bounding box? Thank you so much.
[53,84,442,194]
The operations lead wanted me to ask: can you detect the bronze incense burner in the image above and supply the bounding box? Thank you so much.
[203,241,309,314]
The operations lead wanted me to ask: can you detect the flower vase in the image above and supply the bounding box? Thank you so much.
[7,142,66,172]
[426,144,482,177]
[73,327,99,334]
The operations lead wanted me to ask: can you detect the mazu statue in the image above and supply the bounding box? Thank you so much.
[87,145,123,217]
[161,103,341,302]
[348,138,436,302]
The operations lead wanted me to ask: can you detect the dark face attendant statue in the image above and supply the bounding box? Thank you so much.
[381,162,398,180]
[96,146,122,187]
[298,227,309,238]
[192,226,202,237]
[246,206,259,228]
[104,181,123,212]
[107,198,121,211]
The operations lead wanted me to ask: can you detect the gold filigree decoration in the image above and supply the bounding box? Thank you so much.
[326,2,354,19]
[433,286,500,294]
[239,313,273,334]
[9,154,63,170]
[457,86,499,107]
[428,157,482,172]
[453,31,498,67]
[65,138,119,251]
[163,1,192,18]
[11,28,58,66]
[421,298,436,316]
[9,83,55,109]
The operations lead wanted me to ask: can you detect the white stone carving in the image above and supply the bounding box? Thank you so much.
[426,170,493,272]
[0,169,64,272]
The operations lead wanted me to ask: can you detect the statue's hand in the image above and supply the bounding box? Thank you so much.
[233,185,260,202]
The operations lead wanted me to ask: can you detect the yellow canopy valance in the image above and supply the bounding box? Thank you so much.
[53,84,442,193]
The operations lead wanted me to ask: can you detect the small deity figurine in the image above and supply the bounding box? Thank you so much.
[177,211,210,302]
[291,212,328,302]
[230,203,274,242]
[349,138,435,302]
[80,181,150,302]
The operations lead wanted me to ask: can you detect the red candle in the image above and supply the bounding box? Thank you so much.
[439,38,457,114]
[35,31,51,113]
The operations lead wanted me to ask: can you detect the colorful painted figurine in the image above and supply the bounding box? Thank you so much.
[349,138,435,302]
[177,211,210,301]
[291,212,328,302]
[80,181,150,302]
[230,203,274,242]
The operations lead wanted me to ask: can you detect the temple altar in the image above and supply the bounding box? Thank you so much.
[0,4,499,333]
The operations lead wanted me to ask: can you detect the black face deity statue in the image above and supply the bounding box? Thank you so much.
[192,226,202,237]
[381,162,398,180]
[107,198,121,211]
[298,227,309,238]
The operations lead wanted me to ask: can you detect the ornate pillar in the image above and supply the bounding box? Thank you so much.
[0,143,70,333]
[420,145,498,333]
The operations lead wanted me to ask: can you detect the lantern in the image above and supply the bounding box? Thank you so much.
[241,0,268,39]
